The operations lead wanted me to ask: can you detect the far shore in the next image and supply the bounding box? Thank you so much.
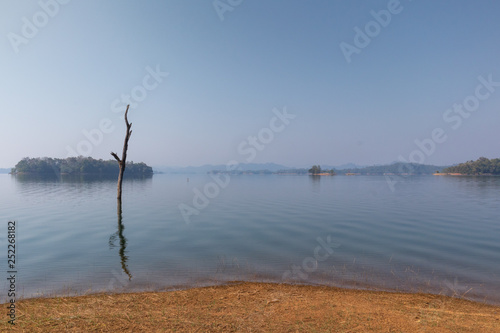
[309,172,335,176]
[433,173,499,176]
[434,172,464,176]
[2,282,499,332]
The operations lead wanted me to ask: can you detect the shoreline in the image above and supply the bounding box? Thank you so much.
[2,282,499,331]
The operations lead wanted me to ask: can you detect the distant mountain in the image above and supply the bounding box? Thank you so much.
[155,163,290,174]
[336,162,448,175]
[0,168,12,174]
[154,162,450,175]
[323,163,365,170]
[238,163,290,171]
[154,164,222,174]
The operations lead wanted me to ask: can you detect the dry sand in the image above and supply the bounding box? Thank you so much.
[2,282,499,332]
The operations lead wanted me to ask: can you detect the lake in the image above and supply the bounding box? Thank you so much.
[1,173,499,304]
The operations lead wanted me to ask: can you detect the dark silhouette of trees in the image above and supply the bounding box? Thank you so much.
[308,165,336,175]
[309,165,321,175]
[443,157,500,175]
[11,156,152,177]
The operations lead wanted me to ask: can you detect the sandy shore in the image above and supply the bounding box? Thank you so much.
[2,282,499,332]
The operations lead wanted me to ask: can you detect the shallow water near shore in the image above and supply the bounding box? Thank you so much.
[1,173,499,304]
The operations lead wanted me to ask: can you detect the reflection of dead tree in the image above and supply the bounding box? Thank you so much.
[109,201,132,280]
[111,105,132,202]
[118,201,132,279]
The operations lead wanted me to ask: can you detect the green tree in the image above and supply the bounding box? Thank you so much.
[309,165,321,175]
[443,157,500,175]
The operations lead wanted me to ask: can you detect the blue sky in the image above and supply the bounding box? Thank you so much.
[1,0,500,168]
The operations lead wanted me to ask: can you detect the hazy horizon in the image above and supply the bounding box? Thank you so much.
[2,1,500,169]
[0,154,483,170]
[3,158,455,172]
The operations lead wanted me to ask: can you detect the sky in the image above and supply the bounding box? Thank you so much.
[1,0,500,169]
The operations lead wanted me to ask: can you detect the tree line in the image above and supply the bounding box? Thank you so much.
[11,157,153,177]
[442,157,500,175]
[339,162,445,175]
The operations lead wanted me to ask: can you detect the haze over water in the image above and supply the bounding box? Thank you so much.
[1,173,499,305]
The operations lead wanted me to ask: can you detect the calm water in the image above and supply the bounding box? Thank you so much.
[1,173,499,304]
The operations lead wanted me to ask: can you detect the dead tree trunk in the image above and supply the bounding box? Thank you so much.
[111,105,132,202]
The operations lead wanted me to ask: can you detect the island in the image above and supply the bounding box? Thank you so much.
[438,157,500,176]
[10,157,153,178]
[308,165,335,175]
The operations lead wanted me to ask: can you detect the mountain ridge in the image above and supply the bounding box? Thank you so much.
[154,162,449,174]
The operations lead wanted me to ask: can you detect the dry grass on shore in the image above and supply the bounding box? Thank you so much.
[2,282,500,332]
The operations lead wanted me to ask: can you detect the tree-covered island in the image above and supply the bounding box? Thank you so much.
[308,165,335,175]
[11,156,153,177]
[441,157,500,175]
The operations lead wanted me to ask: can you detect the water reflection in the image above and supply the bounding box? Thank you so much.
[309,175,321,181]
[309,174,321,192]
[13,174,153,201]
[109,200,132,280]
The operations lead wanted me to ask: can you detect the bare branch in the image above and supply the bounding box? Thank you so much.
[124,105,130,128]
[111,152,121,163]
